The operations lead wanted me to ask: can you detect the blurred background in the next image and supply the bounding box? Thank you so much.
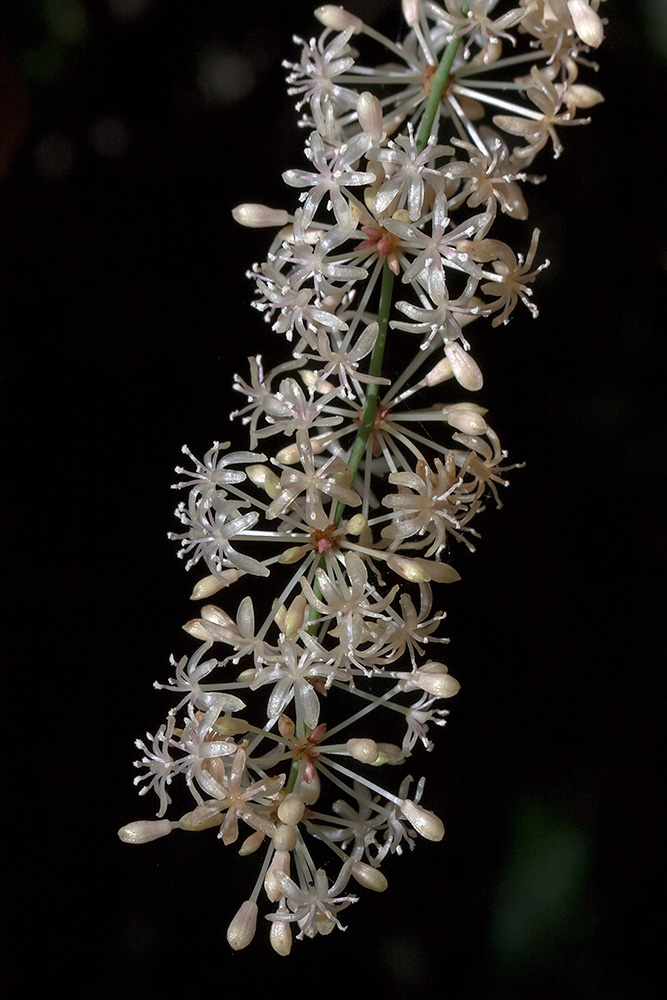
[2,1,664,996]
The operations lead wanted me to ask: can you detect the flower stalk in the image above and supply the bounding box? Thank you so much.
[120,0,606,953]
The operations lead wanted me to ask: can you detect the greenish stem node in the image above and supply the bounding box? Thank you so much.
[416,0,469,155]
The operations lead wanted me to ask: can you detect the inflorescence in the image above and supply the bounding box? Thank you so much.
[119,0,605,953]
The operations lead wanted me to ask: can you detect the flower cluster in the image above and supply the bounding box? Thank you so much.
[119,0,605,953]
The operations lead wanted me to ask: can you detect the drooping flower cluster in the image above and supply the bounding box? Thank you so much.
[119,0,605,953]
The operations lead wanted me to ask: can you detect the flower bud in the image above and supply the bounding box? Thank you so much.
[346,513,368,535]
[388,555,460,584]
[346,737,379,764]
[278,715,295,741]
[182,619,212,641]
[246,464,281,498]
[281,595,308,638]
[270,912,293,956]
[400,799,445,842]
[276,442,300,465]
[567,0,604,48]
[412,668,461,699]
[445,341,483,391]
[401,0,420,28]
[117,819,174,844]
[564,83,604,110]
[278,545,309,565]
[443,402,488,435]
[352,861,388,892]
[226,899,258,951]
[300,762,321,804]
[212,715,249,736]
[423,357,454,387]
[314,5,363,32]
[370,742,405,766]
[232,203,289,228]
[356,91,384,142]
[265,850,291,902]
[273,823,298,853]
[178,805,224,831]
[238,830,265,856]
[277,793,306,826]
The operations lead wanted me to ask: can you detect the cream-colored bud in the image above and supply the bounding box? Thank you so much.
[273,823,298,853]
[388,555,431,583]
[370,742,405,766]
[182,619,212,641]
[117,819,174,844]
[300,764,321,804]
[346,513,368,536]
[238,830,265,856]
[283,594,307,637]
[423,357,454,387]
[226,900,258,951]
[212,715,249,736]
[278,715,295,740]
[346,737,379,764]
[443,402,488,435]
[265,850,291,902]
[277,793,306,826]
[352,861,388,892]
[564,83,604,109]
[567,0,604,47]
[401,0,420,27]
[270,913,293,956]
[445,341,483,391]
[236,667,255,683]
[191,570,239,600]
[246,463,281,498]
[276,442,300,465]
[356,91,384,142]
[178,805,223,832]
[412,668,461,699]
[400,799,445,842]
[314,5,363,32]
[201,604,235,627]
[231,203,289,228]
[278,545,309,565]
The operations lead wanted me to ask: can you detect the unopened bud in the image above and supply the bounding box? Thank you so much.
[300,762,321,804]
[265,850,291,902]
[182,619,212,641]
[352,861,388,892]
[389,555,461,584]
[401,0,420,27]
[277,793,306,826]
[226,899,258,951]
[346,737,379,763]
[346,513,368,535]
[356,91,384,142]
[370,742,405,766]
[423,357,454,386]
[238,830,265,856]
[247,463,281,498]
[445,341,483,391]
[567,0,604,47]
[273,823,298,853]
[117,819,174,844]
[270,911,293,956]
[279,545,309,565]
[190,570,239,600]
[276,442,300,465]
[212,715,249,736]
[400,799,445,841]
[314,5,363,32]
[412,667,461,699]
[443,402,488,435]
[278,715,295,741]
[232,203,289,228]
[564,83,604,109]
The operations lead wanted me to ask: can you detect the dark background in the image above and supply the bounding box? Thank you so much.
[2,1,664,996]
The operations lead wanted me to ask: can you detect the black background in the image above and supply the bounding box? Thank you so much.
[2,1,664,996]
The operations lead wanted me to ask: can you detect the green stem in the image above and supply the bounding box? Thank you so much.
[416,0,469,155]
[333,261,395,527]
